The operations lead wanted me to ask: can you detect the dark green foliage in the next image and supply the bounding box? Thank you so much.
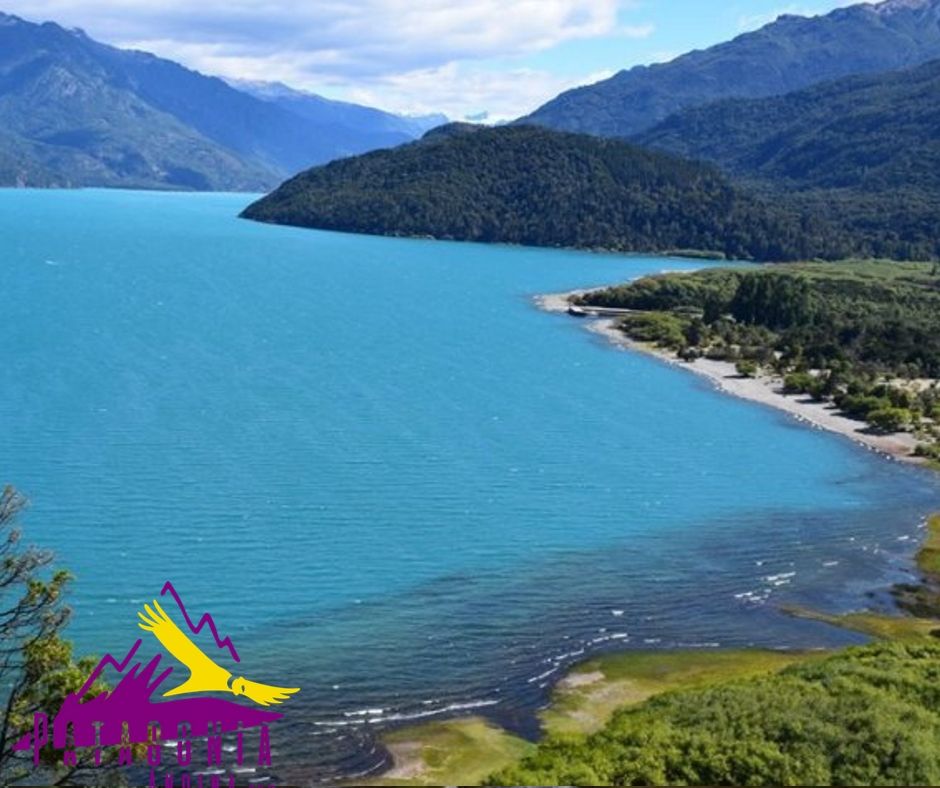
[619,313,687,349]
[489,641,940,787]
[583,268,743,312]
[784,372,817,394]
[242,125,847,262]
[589,262,940,378]
[523,0,940,138]
[729,274,814,330]
[868,407,914,432]
[0,487,119,785]
[586,261,940,450]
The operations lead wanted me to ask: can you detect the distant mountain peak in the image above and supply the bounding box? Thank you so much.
[869,0,936,12]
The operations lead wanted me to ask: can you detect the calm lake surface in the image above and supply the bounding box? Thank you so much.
[4,190,940,783]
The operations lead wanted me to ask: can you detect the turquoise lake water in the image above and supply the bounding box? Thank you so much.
[3,189,940,782]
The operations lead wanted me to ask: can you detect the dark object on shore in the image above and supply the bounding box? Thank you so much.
[567,305,588,317]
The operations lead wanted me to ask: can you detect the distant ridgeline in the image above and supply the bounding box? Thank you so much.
[0,12,439,190]
[241,124,848,262]
[523,0,940,138]
[636,58,940,260]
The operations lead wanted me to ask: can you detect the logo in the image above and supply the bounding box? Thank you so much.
[15,581,299,787]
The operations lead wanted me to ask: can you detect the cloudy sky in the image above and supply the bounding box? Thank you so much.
[7,0,857,119]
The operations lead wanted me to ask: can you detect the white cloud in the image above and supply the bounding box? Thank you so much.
[4,0,643,117]
[342,63,617,119]
[619,22,656,38]
[7,1,628,76]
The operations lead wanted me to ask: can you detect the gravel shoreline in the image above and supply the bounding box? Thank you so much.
[537,290,923,464]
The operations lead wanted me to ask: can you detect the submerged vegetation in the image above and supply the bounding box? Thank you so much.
[485,511,940,787]
[892,514,940,622]
[580,260,940,457]
[378,514,940,787]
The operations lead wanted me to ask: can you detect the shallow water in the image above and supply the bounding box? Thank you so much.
[3,190,939,783]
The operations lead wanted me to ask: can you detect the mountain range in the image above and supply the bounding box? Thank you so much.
[524,0,940,138]
[5,0,940,221]
[229,79,447,141]
[0,12,444,190]
[631,55,940,259]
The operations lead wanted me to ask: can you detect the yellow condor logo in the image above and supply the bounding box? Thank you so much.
[138,599,300,707]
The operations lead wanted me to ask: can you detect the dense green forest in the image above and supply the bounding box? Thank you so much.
[580,261,940,458]
[636,59,940,260]
[489,641,940,786]
[245,121,940,261]
[242,125,859,262]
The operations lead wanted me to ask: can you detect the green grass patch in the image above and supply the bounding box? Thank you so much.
[784,605,940,641]
[541,648,817,737]
[367,717,533,787]
[917,513,940,577]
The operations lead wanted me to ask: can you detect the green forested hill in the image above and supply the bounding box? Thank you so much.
[634,58,940,260]
[241,124,848,261]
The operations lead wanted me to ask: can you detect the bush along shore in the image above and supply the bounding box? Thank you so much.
[566,260,940,465]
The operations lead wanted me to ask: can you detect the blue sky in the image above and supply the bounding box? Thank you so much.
[5,0,857,118]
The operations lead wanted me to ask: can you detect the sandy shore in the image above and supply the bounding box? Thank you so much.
[537,289,923,464]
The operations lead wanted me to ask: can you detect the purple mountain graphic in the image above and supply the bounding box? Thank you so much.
[14,586,283,754]
[160,581,240,663]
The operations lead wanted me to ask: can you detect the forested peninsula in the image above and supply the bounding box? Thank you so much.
[241,125,847,262]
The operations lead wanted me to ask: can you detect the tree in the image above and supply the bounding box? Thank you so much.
[0,486,115,786]
[867,407,912,433]
[735,360,758,378]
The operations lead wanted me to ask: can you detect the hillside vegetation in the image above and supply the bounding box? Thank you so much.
[242,125,851,262]
[489,641,940,786]
[636,58,940,259]
[581,261,940,458]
